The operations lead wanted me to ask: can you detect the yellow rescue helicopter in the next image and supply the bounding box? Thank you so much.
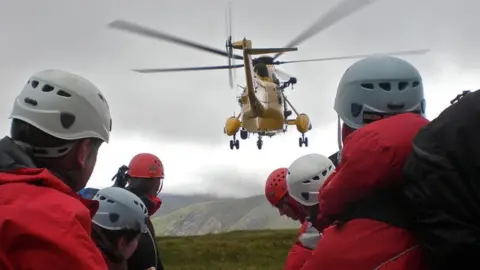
[108,0,429,150]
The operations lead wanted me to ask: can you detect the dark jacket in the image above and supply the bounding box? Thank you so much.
[126,192,164,270]
[403,90,480,269]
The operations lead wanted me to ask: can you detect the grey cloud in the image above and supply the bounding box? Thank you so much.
[0,0,478,145]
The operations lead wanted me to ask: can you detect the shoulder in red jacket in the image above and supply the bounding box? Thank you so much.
[300,113,429,270]
[318,113,429,224]
[0,167,108,270]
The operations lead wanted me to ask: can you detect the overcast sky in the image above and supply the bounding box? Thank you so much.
[1,0,479,198]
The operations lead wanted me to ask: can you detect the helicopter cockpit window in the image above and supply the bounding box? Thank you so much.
[254,63,270,79]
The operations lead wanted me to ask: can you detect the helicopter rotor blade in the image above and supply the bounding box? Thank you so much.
[274,68,294,81]
[226,2,234,88]
[237,84,246,90]
[108,19,244,60]
[133,64,245,73]
[275,49,430,65]
[273,0,379,60]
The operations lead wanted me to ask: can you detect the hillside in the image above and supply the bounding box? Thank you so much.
[152,195,300,236]
[157,229,298,270]
[154,193,225,217]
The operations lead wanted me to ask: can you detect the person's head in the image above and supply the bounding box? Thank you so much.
[92,187,148,262]
[112,153,164,216]
[334,55,425,147]
[265,167,306,222]
[286,153,335,209]
[9,69,112,191]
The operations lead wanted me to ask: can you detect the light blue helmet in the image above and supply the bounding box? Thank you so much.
[92,187,148,233]
[334,55,426,130]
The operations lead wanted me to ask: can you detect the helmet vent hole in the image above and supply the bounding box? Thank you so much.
[361,83,374,90]
[351,103,363,117]
[398,81,409,91]
[42,84,54,92]
[98,93,105,102]
[60,112,76,129]
[379,82,391,91]
[57,147,69,155]
[31,80,39,88]
[301,192,310,201]
[99,196,107,200]
[106,199,115,204]
[134,200,139,206]
[322,170,328,176]
[24,97,38,106]
[328,165,332,170]
[312,176,320,181]
[303,180,311,184]
[412,81,420,87]
[32,148,48,155]
[57,90,71,97]
[109,213,120,223]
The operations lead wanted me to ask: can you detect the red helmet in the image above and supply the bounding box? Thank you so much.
[265,168,307,222]
[127,153,164,179]
[265,168,288,206]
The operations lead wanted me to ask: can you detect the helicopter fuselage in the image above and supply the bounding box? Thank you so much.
[240,75,285,133]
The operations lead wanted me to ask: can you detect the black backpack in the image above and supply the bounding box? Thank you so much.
[402,90,480,269]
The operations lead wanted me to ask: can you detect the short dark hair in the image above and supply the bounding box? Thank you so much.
[92,224,140,264]
[11,118,102,149]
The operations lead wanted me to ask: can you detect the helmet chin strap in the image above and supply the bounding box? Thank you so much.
[337,115,343,151]
[13,140,75,158]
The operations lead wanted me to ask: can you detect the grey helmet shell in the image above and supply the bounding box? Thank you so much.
[92,187,148,233]
[334,55,426,129]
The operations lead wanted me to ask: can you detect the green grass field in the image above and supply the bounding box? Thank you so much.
[156,229,297,270]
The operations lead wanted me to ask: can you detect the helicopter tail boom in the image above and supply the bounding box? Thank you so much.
[245,47,298,55]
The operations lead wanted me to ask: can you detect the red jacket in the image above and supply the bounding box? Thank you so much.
[301,113,428,270]
[284,221,321,270]
[0,137,108,270]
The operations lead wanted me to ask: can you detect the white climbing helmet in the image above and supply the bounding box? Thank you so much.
[334,55,425,130]
[286,153,335,206]
[9,69,112,143]
[92,187,148,233]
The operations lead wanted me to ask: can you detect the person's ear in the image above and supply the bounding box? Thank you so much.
[75,139,92,169]
[117,236,127,250]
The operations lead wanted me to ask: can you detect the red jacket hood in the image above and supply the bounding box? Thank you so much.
[0,136,98,217]
[0,168,99,217]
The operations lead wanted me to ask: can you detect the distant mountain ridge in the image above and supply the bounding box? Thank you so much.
[154,193,226,217]
[152,195,299,236]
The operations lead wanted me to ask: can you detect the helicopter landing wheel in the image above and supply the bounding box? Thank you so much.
[299,135,308,147]
[257,137,263,150]
[240,129,248,140]
[230,139,240,150]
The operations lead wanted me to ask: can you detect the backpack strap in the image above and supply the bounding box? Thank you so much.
[333,187,412,230]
